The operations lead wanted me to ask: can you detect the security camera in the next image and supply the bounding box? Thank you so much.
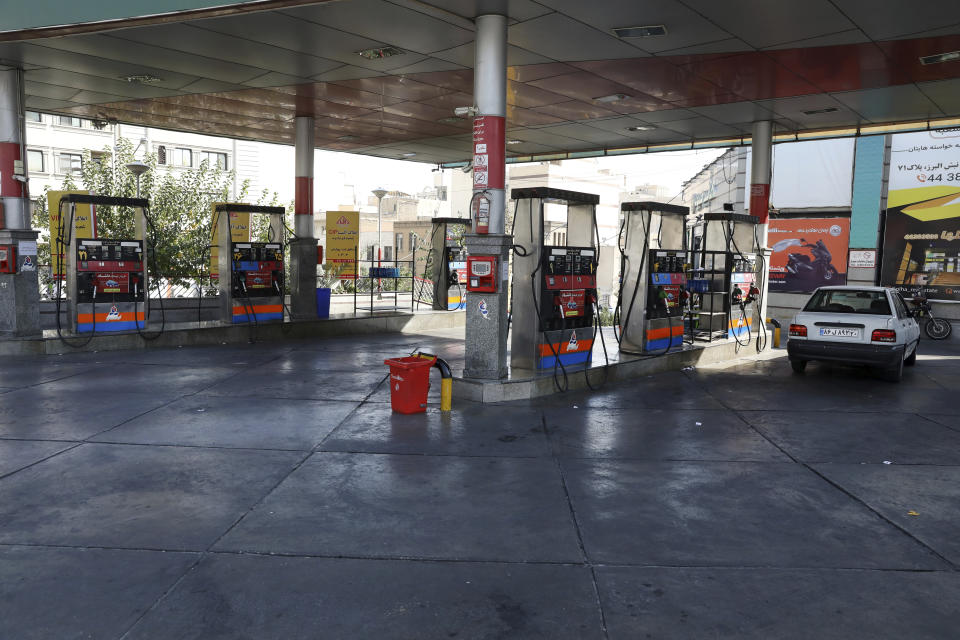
[454,106,479,118]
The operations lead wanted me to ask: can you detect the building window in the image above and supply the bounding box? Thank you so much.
[409,232,417,250]
[173,147,192,167]
[56,116,83,127]
[157,145,167,165]
[27,149,44,173]
[384,246,393,261]
[25,111,41,122]
[90,151,106,166]
[58,153,82,174]
[200,151,227,170]
[395,233,403,253]
[437,186,447,201]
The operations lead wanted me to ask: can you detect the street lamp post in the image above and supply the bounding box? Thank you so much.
[125,161,149,198]
[372,187,387,300]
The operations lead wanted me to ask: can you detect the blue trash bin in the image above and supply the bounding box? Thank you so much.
[316,287,331,318]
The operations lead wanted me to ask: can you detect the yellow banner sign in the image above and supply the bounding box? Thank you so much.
[326,210,359,279]
[48,190,94,278]
[210,203,251,279]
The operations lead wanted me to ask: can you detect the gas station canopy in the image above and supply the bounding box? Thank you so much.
[3,0,960,164]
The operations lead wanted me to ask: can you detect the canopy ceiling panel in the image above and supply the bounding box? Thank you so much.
[0,0,958,162]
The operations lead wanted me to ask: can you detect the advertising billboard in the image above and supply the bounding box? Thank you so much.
[325,211,359,279]
[48,190,94,278]
[881,129,960,301]
[209,204,250,280]
[768,217,850,292]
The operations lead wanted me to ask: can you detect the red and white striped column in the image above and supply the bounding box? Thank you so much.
[0,69,27,229]
[749,120,772,224]
[294,116,314,238]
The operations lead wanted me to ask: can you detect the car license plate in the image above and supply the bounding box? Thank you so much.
[820,328,860,338]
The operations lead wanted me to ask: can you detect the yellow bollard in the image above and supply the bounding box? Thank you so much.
[440,378,452,412]
[421,352,453,412]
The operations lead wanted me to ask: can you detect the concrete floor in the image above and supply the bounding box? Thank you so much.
[1,329,959,639]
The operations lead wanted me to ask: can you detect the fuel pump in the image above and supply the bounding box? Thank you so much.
[510,187,603,390]
[695,212,761,343]
[428,217,471,311]
[616,202,689,355]
[57,194,156,344]
[215,203,287,325]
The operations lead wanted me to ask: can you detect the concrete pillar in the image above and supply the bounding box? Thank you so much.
[464,12,510,379]
[289,115,318,319]
[0,68,40,337]
[750,120,773,336]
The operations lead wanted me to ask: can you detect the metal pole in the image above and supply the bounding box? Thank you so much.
[750,120,773,340]
[376,194,382,299]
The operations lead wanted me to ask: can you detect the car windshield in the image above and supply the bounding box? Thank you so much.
[804,290,891,315]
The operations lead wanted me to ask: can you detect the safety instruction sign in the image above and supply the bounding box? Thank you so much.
[48,190,94,278]
[472,115,505,190]
[210,203,250,279]
[326,210,359,279]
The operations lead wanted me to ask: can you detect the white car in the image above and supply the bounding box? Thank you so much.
[787,286,920,382]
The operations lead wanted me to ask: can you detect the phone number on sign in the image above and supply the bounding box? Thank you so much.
[917,173,960,183]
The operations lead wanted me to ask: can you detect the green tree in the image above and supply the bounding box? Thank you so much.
[31,137,288,293]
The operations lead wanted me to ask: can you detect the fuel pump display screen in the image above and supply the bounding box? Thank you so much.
[648,250,686,318]
[78,240,143,266]
[231,242,284,298]
[76,239,144,303]
[539,245,597,331]
[445,246,467,284]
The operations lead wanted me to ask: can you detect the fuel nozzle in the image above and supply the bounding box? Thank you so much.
[731,285,743,306]
[746,284,760,303]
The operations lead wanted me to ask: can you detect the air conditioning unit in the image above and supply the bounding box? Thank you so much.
[157,145,167,165]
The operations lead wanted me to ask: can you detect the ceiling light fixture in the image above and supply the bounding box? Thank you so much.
[507,139,523,145]
[357,46,404,60]
[920,51,960,65]
[123,74,162,84]
[401,152,417,157]
[626,125,655,132]
[336,135,359,142]
[613,25,667,38]
[594,93,630,103]
[437,117,464,124]
[802,107,839,115]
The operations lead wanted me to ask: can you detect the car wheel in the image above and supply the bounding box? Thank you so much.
[904,340,918,366]
[790,359,807,373]
[883,354,904,382]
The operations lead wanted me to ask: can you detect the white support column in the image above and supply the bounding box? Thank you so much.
[750,120,773,338]
[294,116,315,238]
[0,68,27,229]
[463,12,511,379]
[289,115,318,319]
[0,68,40,336]
[472,13,507,234]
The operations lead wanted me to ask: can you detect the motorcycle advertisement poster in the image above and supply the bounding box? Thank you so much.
[880,129,960,302]
[768,217,850,292]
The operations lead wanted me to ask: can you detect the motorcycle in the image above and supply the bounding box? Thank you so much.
[910,296,953,340]
[783,238,840,283]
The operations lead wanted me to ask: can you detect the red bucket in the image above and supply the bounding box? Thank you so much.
[384,354,436,414]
